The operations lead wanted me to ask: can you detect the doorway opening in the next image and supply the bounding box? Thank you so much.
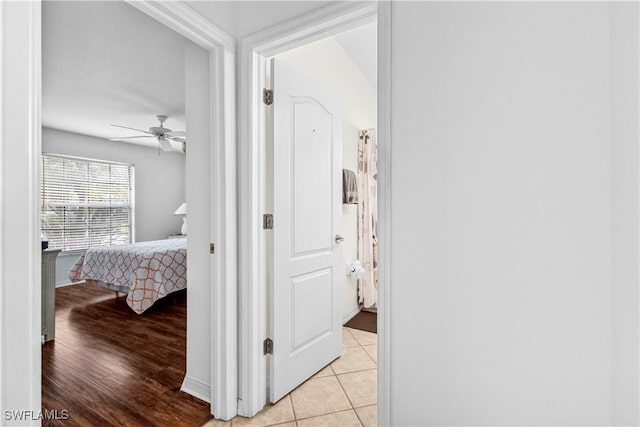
[1,0,240,421]
[236,2,389,426]
[39,2,202,424]
[37,0,238,424]
[264,19,379,409]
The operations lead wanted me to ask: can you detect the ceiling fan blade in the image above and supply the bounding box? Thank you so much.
[109,135,155,140]
[166,136,186,143]
[110,124,153,135]
[166,130,186,137]
[110,137,157,143]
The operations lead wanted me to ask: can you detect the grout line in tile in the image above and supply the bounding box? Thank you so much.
[335,369,357,411]
[328,364,336,376]
[334,367,377,377]
[353,404,378,427]
[288,393,299,422]
[354,338,377,348]
[352,406,366,427]
[264,421,296,427]
[352,402,378,410]
[294,408,361,423]
[343,327,356,337]
[361,346,377,365]
[336,365,378,420]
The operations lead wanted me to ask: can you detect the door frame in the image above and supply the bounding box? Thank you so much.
[238,2,392,425]
[0,0,239,421]
[128,2,238,419]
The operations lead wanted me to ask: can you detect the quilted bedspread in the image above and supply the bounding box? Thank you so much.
[69,238,187,314]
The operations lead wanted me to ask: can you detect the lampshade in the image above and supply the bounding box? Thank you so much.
[174,203,187,215]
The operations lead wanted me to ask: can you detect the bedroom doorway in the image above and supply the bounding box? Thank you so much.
[237,2,390,425]
[0,0,240,422]
[37,0,237,423]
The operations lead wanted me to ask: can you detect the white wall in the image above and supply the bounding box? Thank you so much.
[182,43,213,402]
[390,2,637,425]
[276,36,376,322]
[0,2,42,422]
[610,3,639,425]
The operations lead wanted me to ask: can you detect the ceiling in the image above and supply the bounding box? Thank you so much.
[42,1,374,149]
[42,1,192,149]
[186,1,333,40]
[334,21,377,88]
[187,1,376,86]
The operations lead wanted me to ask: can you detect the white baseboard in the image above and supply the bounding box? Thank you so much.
[342,305,361,325]
[181,375,211,403]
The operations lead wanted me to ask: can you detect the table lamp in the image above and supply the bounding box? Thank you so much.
[174,202,187,235]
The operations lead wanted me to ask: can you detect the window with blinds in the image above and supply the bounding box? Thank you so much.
[41,154,135,251]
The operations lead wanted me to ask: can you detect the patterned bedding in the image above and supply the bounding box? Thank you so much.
[69,238,187,314]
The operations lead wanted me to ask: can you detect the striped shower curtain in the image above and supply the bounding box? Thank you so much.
[358,129,378,308]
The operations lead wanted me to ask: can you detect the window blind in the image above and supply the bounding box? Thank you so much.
[41,154,135,251]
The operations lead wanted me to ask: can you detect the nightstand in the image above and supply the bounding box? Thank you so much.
[42,248,61,343]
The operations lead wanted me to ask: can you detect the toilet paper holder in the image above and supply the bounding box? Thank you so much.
[346,260,365,278]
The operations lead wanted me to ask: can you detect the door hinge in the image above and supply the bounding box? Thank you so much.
[210,243,215,254]
[263,214,273,230]
[263,88,273,106]
[263,337,273,355]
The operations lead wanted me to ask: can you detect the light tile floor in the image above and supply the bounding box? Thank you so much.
[204,327,377,427]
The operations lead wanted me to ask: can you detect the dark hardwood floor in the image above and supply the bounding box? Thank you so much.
[42,282,212,427]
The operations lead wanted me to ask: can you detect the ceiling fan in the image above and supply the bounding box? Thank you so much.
[109,115,186,153]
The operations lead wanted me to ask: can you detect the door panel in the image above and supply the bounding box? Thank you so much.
[270,59,343,402]
[291,99,333,255]
[291,268,333,352]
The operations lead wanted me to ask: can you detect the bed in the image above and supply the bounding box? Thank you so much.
[68,238,187,314]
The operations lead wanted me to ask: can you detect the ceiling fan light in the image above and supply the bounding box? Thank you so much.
[158,137,173,151]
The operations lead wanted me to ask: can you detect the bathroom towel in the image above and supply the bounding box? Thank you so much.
[343,169,358,204]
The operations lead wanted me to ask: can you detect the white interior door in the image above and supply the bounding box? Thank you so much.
[269,59,343,402]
